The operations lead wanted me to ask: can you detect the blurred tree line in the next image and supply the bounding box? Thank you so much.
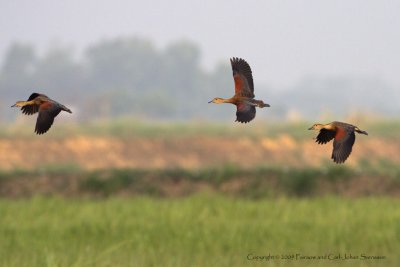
[0,38,233,122]
[0,37,399,122]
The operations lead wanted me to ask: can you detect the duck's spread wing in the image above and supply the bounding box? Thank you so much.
[235,102,256,123]
[331,128,355,164]
[231,58,254,98]
[21,93,44,115]
[315,129,336,144]
[35,101,62,135]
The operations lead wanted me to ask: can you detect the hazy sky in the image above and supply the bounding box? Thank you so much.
[1,0,399,88]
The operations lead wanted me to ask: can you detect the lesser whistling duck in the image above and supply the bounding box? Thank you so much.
[209,57,270,123]
[308,121,368,164]
[12,93,72,135]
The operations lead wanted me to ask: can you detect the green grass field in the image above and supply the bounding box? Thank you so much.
[1,194,399,267]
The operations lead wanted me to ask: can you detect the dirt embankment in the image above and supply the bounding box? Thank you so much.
[0,135,398,170]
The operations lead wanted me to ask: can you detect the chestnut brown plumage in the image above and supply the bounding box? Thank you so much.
[208,57,270,123]
[12,93,72,135]
[308,121,368,164]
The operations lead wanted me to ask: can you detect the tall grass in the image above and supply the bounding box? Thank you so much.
[0,195,398,267]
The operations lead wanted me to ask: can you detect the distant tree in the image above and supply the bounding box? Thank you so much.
[33,47,85,102]
[2,37,396,122]
[85,37,161,94]
[199,62,233,120]
[161,40,203,118]
[162,40,200,91]
[0,43,36,99]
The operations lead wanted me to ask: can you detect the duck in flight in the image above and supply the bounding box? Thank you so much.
[209,57,270,123]
[308,121,368,164]
[12,93,72,135]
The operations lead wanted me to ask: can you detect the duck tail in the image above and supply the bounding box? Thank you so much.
[355,127,368,135]
[61,104,72,113]
[256,100,270,108]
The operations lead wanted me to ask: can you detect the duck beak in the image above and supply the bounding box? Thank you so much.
[208,100,213,103]
[308,127,314,130]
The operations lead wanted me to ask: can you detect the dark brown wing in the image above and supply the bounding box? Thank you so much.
[230,58,254,98]
[315,129,336,144]
[35,101,62,135]
[21,93,49,115]
[331,130,355,164]
[235,102,256,123]
[21,93,44,115]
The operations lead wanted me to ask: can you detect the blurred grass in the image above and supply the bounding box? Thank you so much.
[2,118,400,139]
[0,194,398,267]
[0,119,309,139]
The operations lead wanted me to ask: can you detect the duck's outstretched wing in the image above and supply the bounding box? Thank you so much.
[315,129,336,144]
[21,93,43,115]
[231,57,254,98]
[331,128,355,164]
[235,102,256,123]
[35,101,62,135]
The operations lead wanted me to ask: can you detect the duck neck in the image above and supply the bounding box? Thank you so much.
[220,97,235,104]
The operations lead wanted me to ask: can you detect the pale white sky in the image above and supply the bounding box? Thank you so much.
[1,0,399,88]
